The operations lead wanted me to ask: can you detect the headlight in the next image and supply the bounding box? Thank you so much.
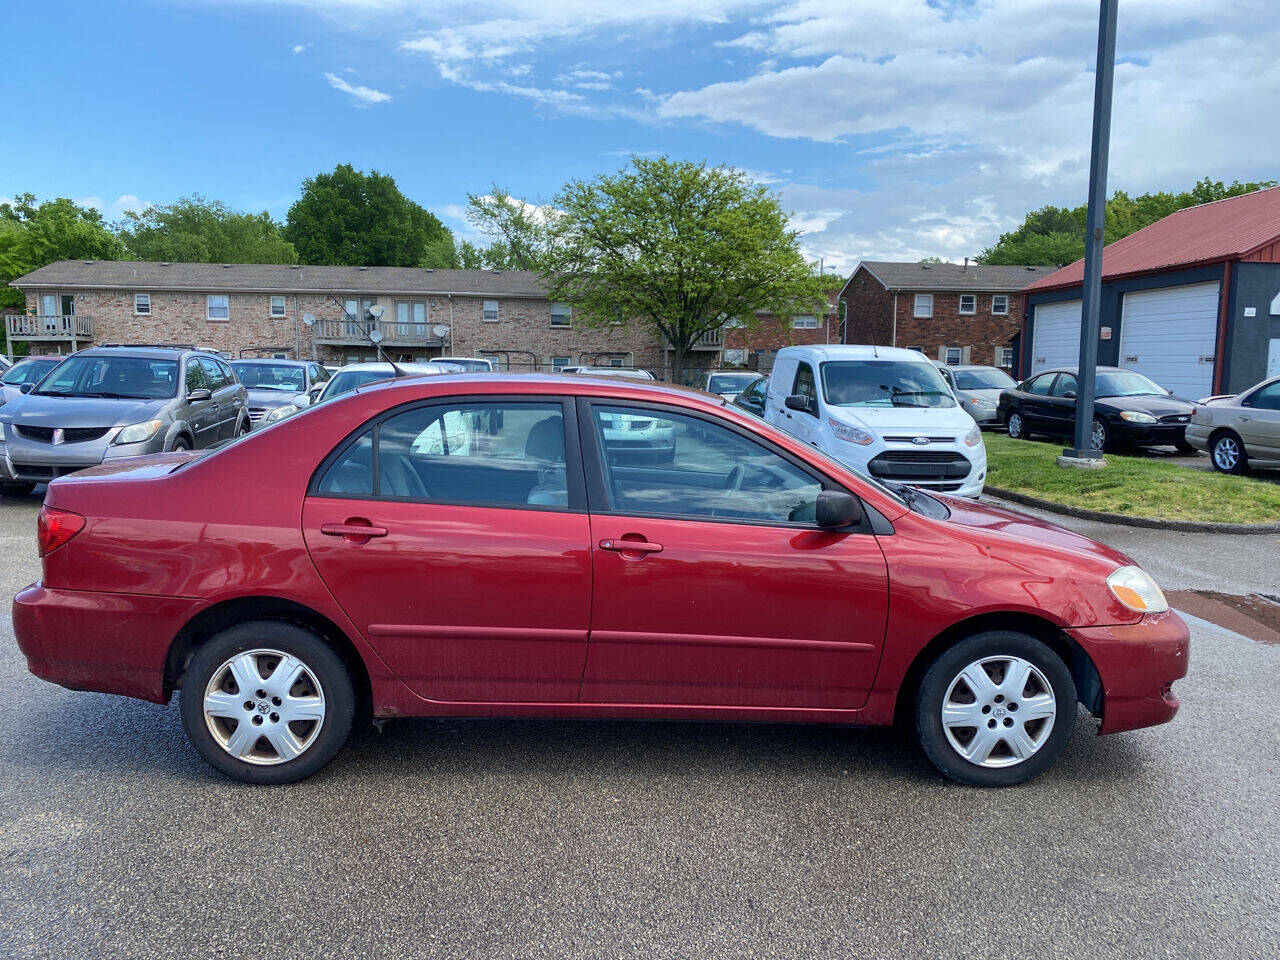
[827,418,873,445]
[968,397,996,408]
[1107,565,1169,614]
[1119,411,1157,423]
[962,424,983,447]
[263,404,301,423]
[114,419,163,444]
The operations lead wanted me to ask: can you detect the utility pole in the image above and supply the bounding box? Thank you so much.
[1062,0,1117,468]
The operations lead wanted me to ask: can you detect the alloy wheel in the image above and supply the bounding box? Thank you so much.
[1090,419,1106,450]
[202,648,326,765]
[1213,436,1239,471]
[940,656,1056,768]
[1007,413,1023,439]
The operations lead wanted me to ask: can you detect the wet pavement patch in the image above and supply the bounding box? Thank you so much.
[1168,590,1280,645]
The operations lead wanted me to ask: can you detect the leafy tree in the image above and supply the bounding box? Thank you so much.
[0,195,126,311]
[120,196,296,264]
[918,256,947,264]
[542,157,826,382]
[464,187,552,271]
[283,164,452,267]
[979,177,1277,266]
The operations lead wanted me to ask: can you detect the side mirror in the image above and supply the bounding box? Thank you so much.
[186,388,212,402]
[815,489,863,528]
[785,394,813,413]
[306,385,324,406]
[19,383,34,394]
[1063,390,1077,400]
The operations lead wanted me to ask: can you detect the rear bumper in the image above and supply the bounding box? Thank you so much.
[13,584,204,703]
[1068,610,1190,735]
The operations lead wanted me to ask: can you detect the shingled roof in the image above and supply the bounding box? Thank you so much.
[11,260,548,297]
[851,261,1056,293]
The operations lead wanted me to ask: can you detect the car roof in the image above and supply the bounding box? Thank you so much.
[354,371,718,403]
[934,364,1008,372]
[331,361,453,373]
[776,344,933,362]
[1031,366,1125,375]
[232,358,310,366]
[71,346,204,361]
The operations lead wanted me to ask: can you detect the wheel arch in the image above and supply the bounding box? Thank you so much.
[164,596,373,714]
[892,611,1103,726]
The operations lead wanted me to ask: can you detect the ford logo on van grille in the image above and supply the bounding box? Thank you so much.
[911,436,931,445]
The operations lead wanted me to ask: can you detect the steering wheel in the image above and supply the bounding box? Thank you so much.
[724,465,748,492]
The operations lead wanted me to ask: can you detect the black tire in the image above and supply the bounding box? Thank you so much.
[179,620,355,784]
[0,481,37,497]
[1006,410,1026,440]
[915,630,1076,787]
[1209,430,1249,475]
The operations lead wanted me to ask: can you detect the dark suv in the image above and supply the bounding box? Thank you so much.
[0,346,248,495]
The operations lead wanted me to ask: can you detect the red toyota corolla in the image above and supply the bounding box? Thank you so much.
[14,374,1188,786]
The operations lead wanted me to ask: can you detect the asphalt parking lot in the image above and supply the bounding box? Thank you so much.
[1,490,1277,959]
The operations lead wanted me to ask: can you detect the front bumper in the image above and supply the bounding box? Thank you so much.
[1111,420,1191,447]
[0,433,167,482]
[852,441,987,498]
[13,583,204,704]
[1068,610,1190,735]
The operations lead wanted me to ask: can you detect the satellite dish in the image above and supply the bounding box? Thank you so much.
[367,304,386,319]
[302,312,315,327]
[432,324,451,338]
[369,330,384,344]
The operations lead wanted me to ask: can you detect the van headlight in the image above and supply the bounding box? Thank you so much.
[827,418,873,445]
[963,424,983,447]
[1107,565,1168,614]
[114,419,163,444]
[263,404,301,423]
[1119,411,1157,423]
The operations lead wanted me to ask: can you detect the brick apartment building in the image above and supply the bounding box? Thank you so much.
[723,289,841,372]
[5,260,728,378]
[838,261,1056,367]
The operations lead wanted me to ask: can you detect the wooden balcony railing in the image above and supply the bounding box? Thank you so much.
[4,314,94,342]
[311,318,444,347]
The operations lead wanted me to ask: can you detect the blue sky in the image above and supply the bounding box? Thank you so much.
[5,1,1279,271]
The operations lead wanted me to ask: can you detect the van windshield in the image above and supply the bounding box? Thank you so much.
[821,360,956,408]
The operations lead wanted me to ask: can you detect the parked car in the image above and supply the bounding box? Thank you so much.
[0,346,247,496]
[314,360,465,404]
[0,356,10,373]
[434,357,496,372]
[559,366,657,379]
[766,345,986,497]
[1185,376,1280,474]
[14,373,1189,787]
[0,355,63,404]
[997,366,1196,453]
[935,364,1017,427]
[692,370,764,402]
[230,358,331,428]
[730,375,768,417]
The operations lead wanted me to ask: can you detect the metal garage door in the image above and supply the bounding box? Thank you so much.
[1118,282,1219,399]
[1031,299,1082,374]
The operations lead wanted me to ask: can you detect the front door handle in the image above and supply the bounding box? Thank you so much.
[321,521,388,540]
[599,538,662,554]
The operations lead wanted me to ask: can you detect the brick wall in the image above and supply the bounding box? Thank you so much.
[841,269,895,345]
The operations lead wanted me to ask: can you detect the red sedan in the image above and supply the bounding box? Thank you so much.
[14,374,1188,786]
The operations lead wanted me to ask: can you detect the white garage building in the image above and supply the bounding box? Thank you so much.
[1021,187,1280,397]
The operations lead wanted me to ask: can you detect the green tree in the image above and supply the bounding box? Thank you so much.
[0,195,126,311]
[542,157,826,382]
[283,164,452,267]
[465,186,552,271]
[979,177,1276,266]
[120,196,296,264]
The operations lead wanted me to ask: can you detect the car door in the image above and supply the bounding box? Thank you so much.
[302,397,592,703]
[579,399,889,709]
[182,359,218,447]
[1239,380,1280,458]
[785,360,821,447]
[1043,372,1078,437]
[1019,373,1060,431]
[199,357,235,439]
[764,357,797,432]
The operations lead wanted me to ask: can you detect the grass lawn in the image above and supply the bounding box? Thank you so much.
[983,432,1280,524]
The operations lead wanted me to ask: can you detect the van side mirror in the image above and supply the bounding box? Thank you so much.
[815,489,863,528]
[186,388,212,402]
[785,394,814,413]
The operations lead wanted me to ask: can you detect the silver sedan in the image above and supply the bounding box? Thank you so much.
[1185,377,1280,474]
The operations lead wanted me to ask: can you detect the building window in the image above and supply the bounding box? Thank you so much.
[550,356,571,371]
[998,346,1014,367]
[945,346,962,365]
[992,294,1009,315]
[133,293,151,315]
[483,300,500,322]
[270,295,287,317]
[550,302,572,327]
[207,295,230,321]
[792,314,819,329]
[914,294,933,318]
[959,294,976,315]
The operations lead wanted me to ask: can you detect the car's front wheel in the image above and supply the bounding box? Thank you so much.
[915,631,1076,787]
[1006,411,1026,440]
[179,620,355,784]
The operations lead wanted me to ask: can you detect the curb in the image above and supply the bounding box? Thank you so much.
[982,486,1280,535]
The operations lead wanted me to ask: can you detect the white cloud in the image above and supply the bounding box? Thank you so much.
[324,71,392,105]
[74,194,150,218]
[291,42,308,54]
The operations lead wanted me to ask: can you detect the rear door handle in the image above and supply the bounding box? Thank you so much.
[599,538,662,554]
[321,521,388,539]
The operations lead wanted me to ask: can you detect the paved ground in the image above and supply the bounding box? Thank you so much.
[1,490,1278,959]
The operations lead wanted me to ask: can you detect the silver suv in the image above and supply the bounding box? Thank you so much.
[0,346,248,496]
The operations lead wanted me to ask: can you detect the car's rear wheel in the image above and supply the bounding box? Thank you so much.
[0,482,37,497]
[179,620,355,784]
[1209,431,1249,474]
[915,631,1076,787]
[1006,411,1026,440]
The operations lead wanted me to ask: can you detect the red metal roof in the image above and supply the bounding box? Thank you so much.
[1024,186,1280,293]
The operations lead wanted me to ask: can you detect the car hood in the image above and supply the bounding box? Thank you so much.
[247,388,306,408]
[933,494,1135,568]
[1096,394,1195,416]
[830,404,974,435]
[0,393,167,429]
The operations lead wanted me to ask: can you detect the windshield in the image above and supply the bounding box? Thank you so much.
[953,368,1016,390]
[317,368,394,402]
[33,356,179,399]
[1,359,58,386]
[708,373,759,393]
[1095,370,1167,397]
[231,362,306,391]
[821,360,956,408]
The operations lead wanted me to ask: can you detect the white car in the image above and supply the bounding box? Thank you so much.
[765,345,986,497]
[693,370,764,403]
[434,357,496,372]
[314,360,465,404]
[559,366,656,379]
[596,409,677,462]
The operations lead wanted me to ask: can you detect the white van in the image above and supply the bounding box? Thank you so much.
[764,345,986,497]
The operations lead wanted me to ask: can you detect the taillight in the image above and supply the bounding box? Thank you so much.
[37,506,86,557]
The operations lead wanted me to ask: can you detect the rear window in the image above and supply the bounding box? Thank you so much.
[707,373,759,393]
[231,363,307,391]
